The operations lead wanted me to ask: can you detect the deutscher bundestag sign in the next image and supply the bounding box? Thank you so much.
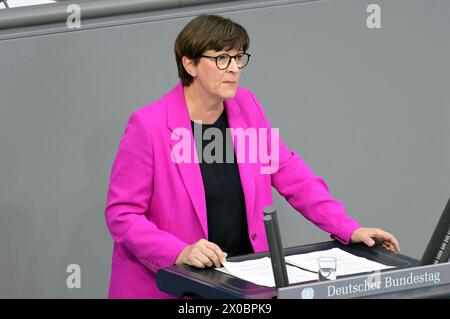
[277,263,450,299]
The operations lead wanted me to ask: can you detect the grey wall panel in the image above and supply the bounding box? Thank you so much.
[0,0,449,298]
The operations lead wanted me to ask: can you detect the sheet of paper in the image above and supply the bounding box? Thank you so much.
[215,248,395,287]
[0,0,56,10]
[216,257,317,287]
[285,248,394,276]
[215,267,232,276]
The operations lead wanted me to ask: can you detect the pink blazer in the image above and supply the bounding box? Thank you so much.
[104,81,361,298]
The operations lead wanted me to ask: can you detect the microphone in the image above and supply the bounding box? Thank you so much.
[263,205,289,288]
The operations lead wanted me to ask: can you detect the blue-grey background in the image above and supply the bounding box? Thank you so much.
[0,0,449,298]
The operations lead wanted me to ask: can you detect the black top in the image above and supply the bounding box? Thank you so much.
[191,109,253,257]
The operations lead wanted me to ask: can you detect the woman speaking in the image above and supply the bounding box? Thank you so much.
[104,14,400,299]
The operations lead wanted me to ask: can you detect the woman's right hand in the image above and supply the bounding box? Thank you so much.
[175,239,227,268]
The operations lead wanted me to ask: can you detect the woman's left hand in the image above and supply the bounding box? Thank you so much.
[351,227,401,253]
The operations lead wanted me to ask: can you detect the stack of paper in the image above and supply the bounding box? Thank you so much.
[215,248,394,287]
[285,248,394,276]
[217,257,317,287]
[0,1,57,9]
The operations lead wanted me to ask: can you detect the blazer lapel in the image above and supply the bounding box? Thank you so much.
[224,98,256,226]
[167,82,208,237]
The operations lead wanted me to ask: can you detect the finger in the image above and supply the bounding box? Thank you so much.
[377,236,391,250]
[204,240,225,257]
[200,247,222,268]
[383,243,393,252]
[382,240,398,253]
[193,242,219,267]
[374,229,392,241]
[390,236,401,252]
[190,257,205,269]
[191,249,213,268]
[390,240,400,253]
[375,230,400,252]
[363,234,376,247]
[204,241,227,262]
[197,254,214,268]
[203,240,221,251]
[201,255,214,268]
[388,243,397,253]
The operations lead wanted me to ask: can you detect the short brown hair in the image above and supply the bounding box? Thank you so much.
[174,14,250,86]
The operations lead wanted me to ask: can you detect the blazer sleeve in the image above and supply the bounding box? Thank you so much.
[104,111,188,273]
[247,90,361,244]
